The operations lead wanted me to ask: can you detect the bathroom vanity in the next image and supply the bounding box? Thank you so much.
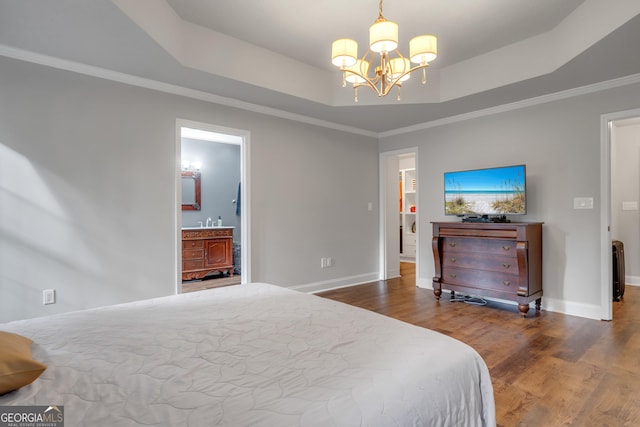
[182,227,234,281]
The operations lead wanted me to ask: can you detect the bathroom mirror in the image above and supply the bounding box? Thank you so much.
[181,171,201,211]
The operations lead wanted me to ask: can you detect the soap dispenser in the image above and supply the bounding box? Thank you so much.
[217,216,222,227]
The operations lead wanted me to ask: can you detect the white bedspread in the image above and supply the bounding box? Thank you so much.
[1,283,495,426]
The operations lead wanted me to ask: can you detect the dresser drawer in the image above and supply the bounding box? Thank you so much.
[182,240,204,250]
[442,252,517,274]
[182,249,204,260]
[183,259,205,270]
[442,237,517,257]
[442,266,518,292]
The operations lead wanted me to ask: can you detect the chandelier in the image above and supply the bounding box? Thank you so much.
[331,0,437,101]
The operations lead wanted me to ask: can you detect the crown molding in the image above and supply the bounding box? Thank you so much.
[0,44,377,138]
[380,73,640,138]
[2,44,640,140]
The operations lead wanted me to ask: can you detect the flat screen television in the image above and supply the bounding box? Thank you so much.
[444,164,526,217]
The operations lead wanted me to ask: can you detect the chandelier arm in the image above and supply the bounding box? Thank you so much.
[343,61,430,98]
[393,63,429,84]
[379,63,429,97]
[344,70,385,97]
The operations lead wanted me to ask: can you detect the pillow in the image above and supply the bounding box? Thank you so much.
[0,331,47,395]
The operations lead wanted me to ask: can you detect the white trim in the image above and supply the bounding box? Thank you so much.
[416,278,432,289]
[600,108,640,320]
[0,44,376,138]
[175,124,183,294]
[378,154,388,280]
[379,148,419,282]
[175,119,252,288]
[541,297,603,321]
[386,269,401,279]
[437,292,601,320]
[2,44,640,139]
[382,73,640,138]
[626,276,640,286]
[600,115,612,321]
[291,272,380,293]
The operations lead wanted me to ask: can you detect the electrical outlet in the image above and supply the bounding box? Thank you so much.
[321,257,333,268]
[43,289,55,305]
[573,197,593,209]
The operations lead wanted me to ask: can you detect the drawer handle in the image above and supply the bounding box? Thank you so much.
[503,280,511,286]
[449,242,456,247]
[450,273,457,278]
[502,245,511,251]
[502,263,511,268]
[450,257,457,263]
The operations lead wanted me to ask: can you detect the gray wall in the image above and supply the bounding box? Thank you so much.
[612,120,640,284]
[181,138,241,242]
[380,82,640,319]
[0,56,379,322]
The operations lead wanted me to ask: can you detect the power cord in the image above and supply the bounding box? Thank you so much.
[449,294,487,306]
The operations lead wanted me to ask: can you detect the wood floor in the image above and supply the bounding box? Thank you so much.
[182,275,241,293]
[317,263,640,427]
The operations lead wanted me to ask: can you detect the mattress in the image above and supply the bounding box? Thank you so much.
[0,283,495,426]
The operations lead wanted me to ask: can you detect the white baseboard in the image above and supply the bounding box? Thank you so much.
[386,268,401,280]
[417,276,603,320]
[292,272,379,294]
[626,275,640,286]
[540,297,602,320]
[416,278,433,289]
[300,273,606,320]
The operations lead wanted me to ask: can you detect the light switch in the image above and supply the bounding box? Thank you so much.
[573,197,594,210]
[622,201,638,211]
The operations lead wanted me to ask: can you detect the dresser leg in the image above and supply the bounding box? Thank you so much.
[433,288,442,301]
[535,298,541,311]
[517,303,530,317]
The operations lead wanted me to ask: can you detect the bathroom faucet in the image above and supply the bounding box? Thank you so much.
[206,217,212,227]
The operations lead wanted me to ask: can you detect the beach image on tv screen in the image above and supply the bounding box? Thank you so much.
[444,165,526,215]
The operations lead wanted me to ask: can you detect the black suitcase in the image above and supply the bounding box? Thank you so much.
[612,240,625,302]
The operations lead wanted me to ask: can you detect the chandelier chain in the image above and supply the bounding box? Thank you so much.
[378,0,384,19]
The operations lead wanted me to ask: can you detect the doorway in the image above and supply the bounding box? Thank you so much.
[176,119,251,293]
[600,108,640,319]
[379,148,419,282]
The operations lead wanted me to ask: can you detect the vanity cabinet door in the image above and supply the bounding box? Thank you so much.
[204,238,232,269]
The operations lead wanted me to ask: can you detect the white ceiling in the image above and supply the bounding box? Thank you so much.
[1,0,639,134]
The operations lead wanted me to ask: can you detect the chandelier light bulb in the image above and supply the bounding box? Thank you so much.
[345,59,370,84]
[331,38,358,68]
[369,18,398,53]
[389,57,411,82]
[410,34,437,64]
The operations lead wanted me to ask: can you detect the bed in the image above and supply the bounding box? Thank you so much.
[1,283,495,426]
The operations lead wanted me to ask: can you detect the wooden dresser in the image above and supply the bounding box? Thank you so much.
[432,221,543,317]
[182,227,234,281]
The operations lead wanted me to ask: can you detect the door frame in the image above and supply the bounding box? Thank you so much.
[379,147,419,281]
[175,118,251,292]
[600,107,640,320]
